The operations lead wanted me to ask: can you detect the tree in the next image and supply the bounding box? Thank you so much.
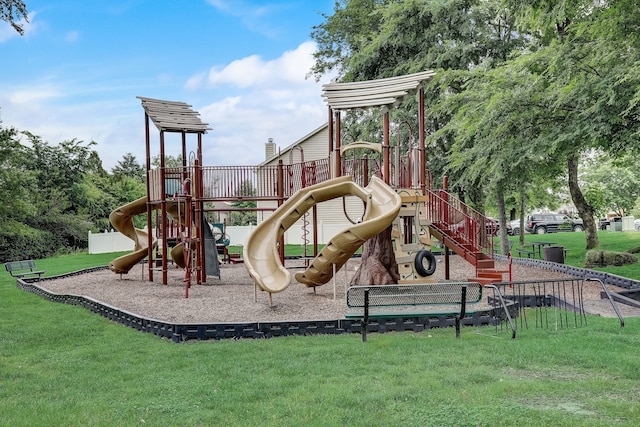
[493,0,640,248]
[0,127,37,222]
[152,154,183,168]
[112,153,145,182]
[227,180,257,226]
[0,0,28,35]
[312,0,529,270]
[581,154,640,217]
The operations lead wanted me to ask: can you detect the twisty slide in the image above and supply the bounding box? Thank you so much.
[243,175,401,293]
[108,196,157,274]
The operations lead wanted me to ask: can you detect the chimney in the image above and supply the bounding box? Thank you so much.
[265,138,276,160]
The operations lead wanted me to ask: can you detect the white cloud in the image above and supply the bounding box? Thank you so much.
[9,85,61,104]
[192,41,331,167]
[2,40,333,171]
[206,55,266,88]
[197,41,317,89]
[65,30,79,43]
[0,11,37,42]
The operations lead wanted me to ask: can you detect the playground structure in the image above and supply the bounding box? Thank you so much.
[110,71,508,298]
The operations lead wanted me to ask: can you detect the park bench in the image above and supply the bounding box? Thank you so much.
[346,282,483,341]
[515,248,535,258]
[4,260,46,281]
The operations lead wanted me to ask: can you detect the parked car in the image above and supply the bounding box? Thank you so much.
[599,217,622,230]
[525,213,584,234]
[506,219,524,235]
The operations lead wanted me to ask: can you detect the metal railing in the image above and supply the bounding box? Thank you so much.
[147,158,331,202]
[586,277,625,328]
[425,189,494,256]
[495,279,589,331]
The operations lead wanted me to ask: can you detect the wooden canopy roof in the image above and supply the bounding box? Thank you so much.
[321,70,436,111]
[137,96,211,133]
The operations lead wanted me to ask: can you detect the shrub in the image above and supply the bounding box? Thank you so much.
[585,250,638,268]
[0,221,58,262]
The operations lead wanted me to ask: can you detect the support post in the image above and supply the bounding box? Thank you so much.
[383,111,390,184]
[144,112,153,282]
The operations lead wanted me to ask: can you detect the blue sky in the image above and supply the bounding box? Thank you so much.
[0,0,336,169]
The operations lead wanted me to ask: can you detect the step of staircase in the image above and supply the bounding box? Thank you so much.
[476,259,495,269]
[467,276,498,285]
[476,271,503,280]
[478,268,509,275]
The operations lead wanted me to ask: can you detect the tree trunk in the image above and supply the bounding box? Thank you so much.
[496,180,510,254]
[518,190,526,246]
[567,154,599,249]
[349,225,399,286]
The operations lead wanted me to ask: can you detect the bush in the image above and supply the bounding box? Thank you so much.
[0,221,59,262]
[585,250,638,268]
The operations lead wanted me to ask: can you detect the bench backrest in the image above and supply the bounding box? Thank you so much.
[347,282,483,308]
[4,260,37,272]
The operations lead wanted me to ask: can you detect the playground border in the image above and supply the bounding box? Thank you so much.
[16,257,637,342]
[16,267,511,343]
[493,255,640,290]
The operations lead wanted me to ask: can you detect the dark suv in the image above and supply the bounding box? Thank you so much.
[525,213,584,234]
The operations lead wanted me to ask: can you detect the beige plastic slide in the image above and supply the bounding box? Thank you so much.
[243,175,401,293]
[108,196,157,274]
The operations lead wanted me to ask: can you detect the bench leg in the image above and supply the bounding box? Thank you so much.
[362,288,370,342]
[455,286,467,339]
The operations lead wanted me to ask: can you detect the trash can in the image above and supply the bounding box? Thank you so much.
[543,246,565,264]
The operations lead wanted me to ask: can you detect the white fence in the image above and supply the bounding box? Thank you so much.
[88,223,352,254]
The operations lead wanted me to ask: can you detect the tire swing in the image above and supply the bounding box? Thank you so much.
[414,250,436,277]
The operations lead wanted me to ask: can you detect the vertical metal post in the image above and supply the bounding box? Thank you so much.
[160,130,168,285]
[383,111,390,184]
[312,205,319,258]
[334,111,341,178]
[328,107,334,176]
[362,288,370,342]
[455,285,468,339]
[444,236,450,280]
[277,159,285,263]
[194,158,203,285]
[418,88,426,194]
[144,112,153,282]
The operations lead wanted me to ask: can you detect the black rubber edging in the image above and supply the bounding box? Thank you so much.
[493,254,640,290]
[16,268,508,343]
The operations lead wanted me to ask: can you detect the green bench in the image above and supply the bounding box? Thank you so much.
[515,248,535,258]
[346,282,483,341]
[4,260,46,280]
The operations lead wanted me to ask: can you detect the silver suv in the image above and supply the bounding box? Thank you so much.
[525,213,584,234]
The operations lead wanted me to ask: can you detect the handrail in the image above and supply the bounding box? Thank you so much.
[147,158,331,202]
[425,189,494,255]
[484,284,516,339]
[586,277,625,328]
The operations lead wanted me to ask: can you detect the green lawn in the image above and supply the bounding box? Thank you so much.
[1,240,640,426]
[503,230,640,280]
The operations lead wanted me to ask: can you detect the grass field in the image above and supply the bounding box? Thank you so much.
[1,235,640,426]
[502,231,640,280]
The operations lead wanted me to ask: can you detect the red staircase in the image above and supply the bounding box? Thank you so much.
[426,190,507,285]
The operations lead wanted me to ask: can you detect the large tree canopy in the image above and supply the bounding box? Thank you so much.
[311,0,640,250]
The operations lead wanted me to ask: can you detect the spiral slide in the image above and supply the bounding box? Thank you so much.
[109,198,220,277]
[108,197,157,274]
[243,175,401,293]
